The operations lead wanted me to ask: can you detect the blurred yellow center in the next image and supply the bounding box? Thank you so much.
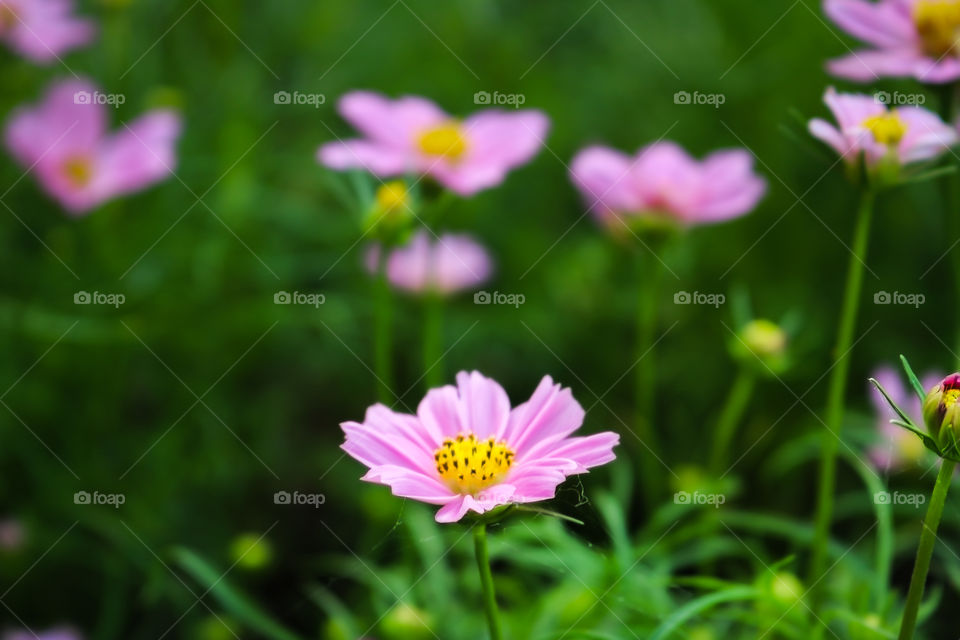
[862,113,907,145]
[944,388,960,407]
[434,434,514,495]
[62,155,93,187]
[742,319,786,358]
[418,123,468,160]
[915,0,960,57]
[375,181,409,213]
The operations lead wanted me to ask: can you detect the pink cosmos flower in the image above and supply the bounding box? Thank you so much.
[4,78,182,215]
[341,371,619,523]
[568,141,765,230]
[868,366,941,471]
[317,91,549,196]
[808,87,957,167]
[0,0,94,63]
[366,230,492,295]
[824,0,960,83]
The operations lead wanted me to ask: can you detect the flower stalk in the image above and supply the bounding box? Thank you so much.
[422,292,444,389]
[473,522,503,640]
[810,187,875,586]
[898,458,956,640]
[374,251,395,404]
[635,243,665,505]
[709,369,756,474]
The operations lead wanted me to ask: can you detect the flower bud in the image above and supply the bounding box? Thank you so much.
[229,532,273,571]
[364,181,414,238]
[730,319,788,374]
[922,373,960,449]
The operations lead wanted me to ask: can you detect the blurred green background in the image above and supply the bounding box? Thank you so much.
[2,0,959,638]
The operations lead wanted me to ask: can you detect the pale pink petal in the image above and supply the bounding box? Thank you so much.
[435,495,473,522]
[456,371,511,440]
[632,141,702,215]
[532,432,620,473]
[569,145,645,218]
[809,118,852,158]
[507,467,567,503]
[914,56,960,83]
[460,109,548,171]
[690,149,766,221]
[417,384,465,444]
[92,109,181,201]
[384,230,432,292]
[4,0,95,63]
[362,465,456,504]
[826,49,928,82]
[317,139,412,176]
[896,106,958,163]
[341,404,437,475]
[431,234,492,293]
[824,0,916,49]
[507,376,585,456]
[824,87,885,129]
[338,90,448,148]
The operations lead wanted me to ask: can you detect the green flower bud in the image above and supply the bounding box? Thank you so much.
[380,603,433,640]
[229,532,273,571]
[364,181,414,239]
[730,319,788,374]
[922,373,960,451]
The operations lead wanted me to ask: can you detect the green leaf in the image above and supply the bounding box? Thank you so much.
[172,547,302,640]
[648,586,759,640]
[900,355,927,401]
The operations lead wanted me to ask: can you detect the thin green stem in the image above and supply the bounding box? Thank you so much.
[422,292,444,389]
[898,458,956,640]
[374,253,395,404]
[473,523,503,640]
[709,369,756,474]
[635,244,665,506]
[810,188,875,589]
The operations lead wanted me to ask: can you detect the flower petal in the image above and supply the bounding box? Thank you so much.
[824,0,915,49]
[456,371,511,440]
[507,376,585,456]
[338,90,447,147]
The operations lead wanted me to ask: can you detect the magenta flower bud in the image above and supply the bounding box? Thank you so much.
[922,373,960,448]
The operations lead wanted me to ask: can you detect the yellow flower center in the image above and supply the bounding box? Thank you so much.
[944,388,960,407]
[862,113,907,146]
[417,122,468,160]
[375,180,409,213]
[62,155,93,187]
[434,433,514,495]
[915,0,960,57]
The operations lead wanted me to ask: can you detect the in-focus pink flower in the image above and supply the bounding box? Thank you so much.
[0,0,94,63]
[868,366,941,471]
[569,141,765,230]
[824,0,960,83]
[4,78,182,215]
[341,371,619,523]
[318,91,549,196]
[366,230,492,295]
[808,87,957,168]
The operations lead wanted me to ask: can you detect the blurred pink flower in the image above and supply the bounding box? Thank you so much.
[4,78,182,215]
[808,87,957,167]
[341,371,619,523]
[568,141,765,229]
[3,628,80,640]
[824,0,960,83]
[0,518,24,551]
[0,0,94,63]
[366,230,492,295]
[868,366,941,471]
[318,91,549,196]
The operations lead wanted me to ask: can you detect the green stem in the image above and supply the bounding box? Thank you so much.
[374,253,395,405]
[473,523,503,640]
[898,458,956,640]
[939,84,960,368]
[422,292,444,389]
[635,244,665,506]
[709,369,756,474]
[809,188,875,589]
